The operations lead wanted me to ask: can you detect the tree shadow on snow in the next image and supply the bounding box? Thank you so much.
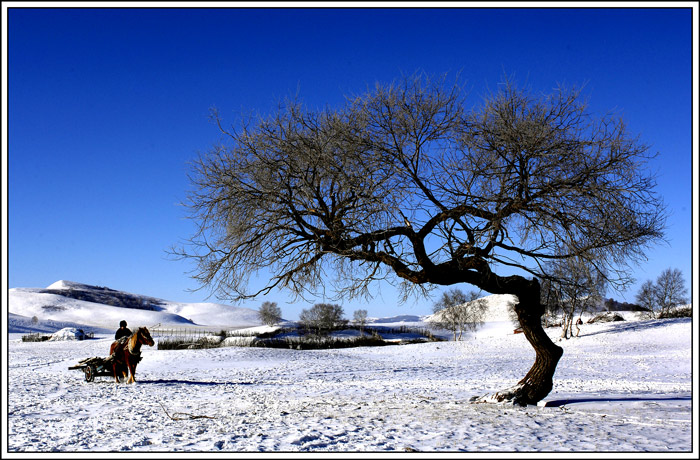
[135,379,257,386]
[542,395,691,407]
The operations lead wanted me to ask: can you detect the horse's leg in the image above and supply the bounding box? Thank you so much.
[126,358,135,383]
[121,353,129,382]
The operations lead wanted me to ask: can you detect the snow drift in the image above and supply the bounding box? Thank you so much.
[48,327,91,341]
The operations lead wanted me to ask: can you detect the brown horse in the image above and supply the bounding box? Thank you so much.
[108,327,154,383]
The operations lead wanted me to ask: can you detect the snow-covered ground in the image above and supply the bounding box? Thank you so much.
[3,281,697,453]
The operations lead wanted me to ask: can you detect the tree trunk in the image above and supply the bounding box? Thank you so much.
[472,279,563,406]
[561,314,571,339]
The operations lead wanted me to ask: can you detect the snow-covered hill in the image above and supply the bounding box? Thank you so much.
[8,280,263,332]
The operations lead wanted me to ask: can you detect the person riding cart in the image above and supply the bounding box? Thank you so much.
[115,320,132,340]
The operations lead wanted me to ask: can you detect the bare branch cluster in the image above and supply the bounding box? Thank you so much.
[173,73,666,304]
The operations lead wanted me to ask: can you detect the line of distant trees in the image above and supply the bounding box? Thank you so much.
[257,301,370,336]
[541,264,689,339]
[603,298,647,312]
[257,266,689,341]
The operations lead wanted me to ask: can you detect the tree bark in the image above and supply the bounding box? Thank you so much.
[472,279,563,406]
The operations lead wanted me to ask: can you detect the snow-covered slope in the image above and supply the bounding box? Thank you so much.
[7,312,114,335]
[8,280,263,332]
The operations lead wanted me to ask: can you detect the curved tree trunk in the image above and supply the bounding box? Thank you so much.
[472,279,563,406]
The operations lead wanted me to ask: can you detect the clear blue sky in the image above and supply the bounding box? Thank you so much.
[5,5,696,320]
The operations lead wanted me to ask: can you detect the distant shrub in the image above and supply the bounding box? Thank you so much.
[658,306,692,319]
[157,336,222,350]
[22,333,51,342]
[251,334,390,350]
[255,327,295,339]
[587,312,625,324]
[158,325,440,350]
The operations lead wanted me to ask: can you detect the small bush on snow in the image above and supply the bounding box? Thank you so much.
[21,333,51,342]
[658,306,692,318]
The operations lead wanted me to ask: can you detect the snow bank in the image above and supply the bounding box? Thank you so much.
[48,327,90,341]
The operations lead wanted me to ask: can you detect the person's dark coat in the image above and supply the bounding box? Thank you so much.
[115,327,132,341]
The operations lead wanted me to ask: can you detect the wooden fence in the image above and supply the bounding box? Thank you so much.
[148,326,225,339]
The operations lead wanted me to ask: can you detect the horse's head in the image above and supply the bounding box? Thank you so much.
[137,327,155,347]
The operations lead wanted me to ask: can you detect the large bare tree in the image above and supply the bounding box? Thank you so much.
[175,74,666,405]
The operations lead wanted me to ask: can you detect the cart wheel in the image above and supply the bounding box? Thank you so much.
[84,365,95,382]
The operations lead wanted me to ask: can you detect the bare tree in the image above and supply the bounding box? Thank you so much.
[258,301,282,326]
[635,280,657,319]
[636,268,688,319]
[541,255,607,339]
[353,309,368,333]
[430,289,488,340]
[460,292,489,337]
[175,73,666,405]
[299,303,347,336]
[430,288,467,341]
[654,268,688,317]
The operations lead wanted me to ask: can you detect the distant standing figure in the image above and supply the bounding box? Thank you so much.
[115,320,132,340]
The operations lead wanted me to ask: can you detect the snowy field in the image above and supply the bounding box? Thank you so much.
[5,317,695,454]
[4,281,697,454]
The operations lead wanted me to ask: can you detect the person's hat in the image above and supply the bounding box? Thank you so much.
[120,320,127,327]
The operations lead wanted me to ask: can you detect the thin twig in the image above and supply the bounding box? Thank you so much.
[159,402,215,420]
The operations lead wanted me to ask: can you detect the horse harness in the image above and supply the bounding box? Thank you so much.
[127,333,142,357]
[112,333,143,364]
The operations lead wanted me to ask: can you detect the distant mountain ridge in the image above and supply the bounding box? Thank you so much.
[8,280,264,331]
[40,280,165,311]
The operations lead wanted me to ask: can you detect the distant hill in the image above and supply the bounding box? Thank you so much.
[8,280,265,333]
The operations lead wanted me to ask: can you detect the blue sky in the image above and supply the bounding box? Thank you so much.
[5,6,696,321]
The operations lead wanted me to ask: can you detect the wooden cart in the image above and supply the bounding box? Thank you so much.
[68,355,120,382]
